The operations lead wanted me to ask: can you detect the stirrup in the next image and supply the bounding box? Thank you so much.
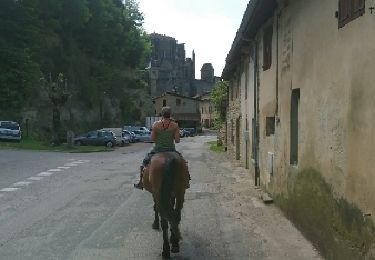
[134,183,143,190]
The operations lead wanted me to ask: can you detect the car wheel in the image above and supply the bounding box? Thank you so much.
[106,141,114,148]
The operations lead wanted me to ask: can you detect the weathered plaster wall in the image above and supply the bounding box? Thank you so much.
[271,0,375,258]
[284,0,375,217]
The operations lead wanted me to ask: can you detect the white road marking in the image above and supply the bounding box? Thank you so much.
[28,177,43,181]
[48,168,62,172]
[72,161,85,164]
[64,163,78,167]
[37,172,54,177]
[0,188,19,192]
[13,181,32,187]
[57,166,70,169]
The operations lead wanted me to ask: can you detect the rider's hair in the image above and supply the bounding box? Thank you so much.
[161,106,171,118]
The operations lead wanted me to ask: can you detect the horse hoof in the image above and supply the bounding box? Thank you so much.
[162,251,170,259]
[152,223,160,230]
[171,245,179,253]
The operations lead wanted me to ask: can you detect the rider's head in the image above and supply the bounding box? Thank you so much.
[161,106,171,119]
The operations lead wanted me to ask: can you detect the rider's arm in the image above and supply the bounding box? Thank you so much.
[174,124,180,143]
[150,122,158,142]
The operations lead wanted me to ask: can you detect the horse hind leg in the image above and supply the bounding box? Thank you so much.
[161,218,170,259]
[170,201,183,253]
[152,200,160,230]
[170,227,180,253]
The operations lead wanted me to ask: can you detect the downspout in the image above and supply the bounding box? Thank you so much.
[275,11,280,116]
[225,80,229,151]
[253,40,260,187]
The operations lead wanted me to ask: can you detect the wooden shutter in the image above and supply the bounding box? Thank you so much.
[263,25,273,70]
[339,0,351,28]
[352,0,365,19]
[339,0,365,28]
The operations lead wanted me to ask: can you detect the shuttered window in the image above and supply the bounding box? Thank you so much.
[338,0,365,28]
[263,25,273,71]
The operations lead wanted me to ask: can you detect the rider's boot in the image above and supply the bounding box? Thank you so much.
[134,166,144,190]
[185,161,191,189]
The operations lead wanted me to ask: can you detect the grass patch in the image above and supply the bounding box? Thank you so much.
[207,140,225,153]
[0,138,113,153]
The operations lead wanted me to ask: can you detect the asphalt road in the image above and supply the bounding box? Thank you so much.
[0,135,321,260]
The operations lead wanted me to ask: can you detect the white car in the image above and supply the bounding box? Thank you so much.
[0,121,22,141]
[100,128,129,146]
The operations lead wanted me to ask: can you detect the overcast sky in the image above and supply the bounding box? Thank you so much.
[138,0,249,79]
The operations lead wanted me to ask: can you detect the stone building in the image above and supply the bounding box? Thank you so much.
[198,92,213,128]
[146,33,220,127]
[222,0,375,259]
[147,33,218,98]
[148,33,195,97]
[152,92,200,127]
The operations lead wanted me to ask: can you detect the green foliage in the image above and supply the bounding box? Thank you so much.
[0,0,150,130]
[208,141,225,153]
[210,81,228,129]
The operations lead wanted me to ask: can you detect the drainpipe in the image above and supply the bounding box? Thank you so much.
[253,40,260,187]
[275,11,280,116]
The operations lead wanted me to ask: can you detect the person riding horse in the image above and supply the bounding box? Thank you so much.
[134,106,190,190]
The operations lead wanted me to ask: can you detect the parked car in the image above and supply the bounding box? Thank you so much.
[122,130,137,143]
[132,129,151,142]
[179,128,190,137]
[101,128,129,146]
[123,126,151,134]
[181,128,196,137]
[74,130,116,147]
[0,121,22,141]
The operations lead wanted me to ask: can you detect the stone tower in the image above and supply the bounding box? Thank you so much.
[200,63,214,82]
[148,33,195,97]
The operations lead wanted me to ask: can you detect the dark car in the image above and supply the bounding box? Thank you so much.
[74,130,116,147]
[181,128,196,137]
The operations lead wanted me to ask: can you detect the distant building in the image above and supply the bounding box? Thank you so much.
[152,92,200,128]
[148,33,195,97]
[198,92,214,128]
[147,33,218,98]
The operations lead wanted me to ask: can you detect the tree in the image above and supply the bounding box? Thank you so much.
[42,73,70,145]
[0,0,151,137]
[210,80,228,129]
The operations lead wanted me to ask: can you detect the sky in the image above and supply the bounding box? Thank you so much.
[138,0,249,79]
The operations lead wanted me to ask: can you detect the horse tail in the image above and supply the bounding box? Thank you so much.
[159,156,176,220]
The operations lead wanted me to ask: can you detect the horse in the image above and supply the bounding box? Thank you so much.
[142,151,189,259]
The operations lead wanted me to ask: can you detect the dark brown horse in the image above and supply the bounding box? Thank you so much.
[142,151,189,259]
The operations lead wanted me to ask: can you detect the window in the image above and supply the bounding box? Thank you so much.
[338,0,365,28]
[176,99,181,106]
[266,117,275,136]
[263,25,273,71]
[290,89,300,165]
[163,99,166,106]
[231,119,234,144]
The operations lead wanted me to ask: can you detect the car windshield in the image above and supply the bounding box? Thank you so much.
[102,131,113,137]
[0,122,19,130]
